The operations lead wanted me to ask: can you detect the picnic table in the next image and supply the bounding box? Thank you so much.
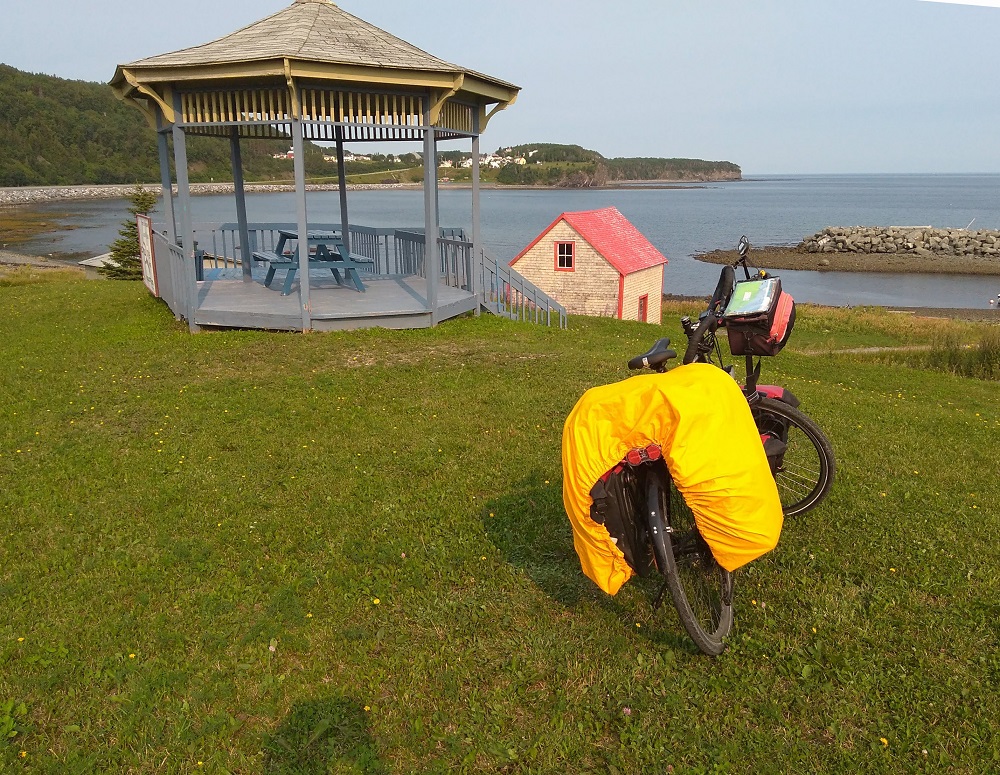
[252,229,369,295]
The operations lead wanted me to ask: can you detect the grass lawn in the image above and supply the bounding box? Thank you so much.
[1,281,998,773]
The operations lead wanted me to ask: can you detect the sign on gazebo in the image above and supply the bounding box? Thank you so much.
[137,214,159,297]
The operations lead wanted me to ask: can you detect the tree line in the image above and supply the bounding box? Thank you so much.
[0,64,741,188]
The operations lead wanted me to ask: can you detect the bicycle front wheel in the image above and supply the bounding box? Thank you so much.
[648,475,734,656]
[752,397,836,517]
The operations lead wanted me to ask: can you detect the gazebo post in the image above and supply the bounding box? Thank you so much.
[171,93,199,333]
[423,116,440,321]
[291,114,311,332]
[155,113,177,245]
[335,126,350,252]
[471,110,481,313]
[229,128,253,281]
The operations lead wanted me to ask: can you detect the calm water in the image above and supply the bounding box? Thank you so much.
[14,174,1000,308]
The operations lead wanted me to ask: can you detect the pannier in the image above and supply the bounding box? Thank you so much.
[722,276,796,357]
[562,364,783,595]
[588,464,655,577]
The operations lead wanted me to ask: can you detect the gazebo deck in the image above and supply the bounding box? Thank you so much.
[193,267,478,331]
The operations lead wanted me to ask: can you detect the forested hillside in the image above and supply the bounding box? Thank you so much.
[0,64,741,188]
[0,65,327,186]
[496,143,741,186]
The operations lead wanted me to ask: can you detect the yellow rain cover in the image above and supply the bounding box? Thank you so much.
[562,363,782,595]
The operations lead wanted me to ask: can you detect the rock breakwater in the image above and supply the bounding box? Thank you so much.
[801,226,1000,258]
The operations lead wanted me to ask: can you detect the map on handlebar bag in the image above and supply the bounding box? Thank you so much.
[722,277,780,319]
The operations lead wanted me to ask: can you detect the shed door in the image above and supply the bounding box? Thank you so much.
[638,294,648,323]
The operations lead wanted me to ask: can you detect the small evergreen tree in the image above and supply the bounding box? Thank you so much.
[101,185,159,280]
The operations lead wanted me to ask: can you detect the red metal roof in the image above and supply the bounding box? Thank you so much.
[510,206,668,276]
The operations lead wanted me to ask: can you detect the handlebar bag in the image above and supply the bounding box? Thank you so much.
[722,276,781,320]
[562,363,783,595]
[721,277,795,357]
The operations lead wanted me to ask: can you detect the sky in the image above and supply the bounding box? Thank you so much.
[3,0,1000,174]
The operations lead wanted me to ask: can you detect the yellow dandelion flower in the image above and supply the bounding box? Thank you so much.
[880,737,888,747]
[364,705,371,712]
[129,653,136,659]
[373,598,380,605]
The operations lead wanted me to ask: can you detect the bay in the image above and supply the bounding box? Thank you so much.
[12,173,1000,308]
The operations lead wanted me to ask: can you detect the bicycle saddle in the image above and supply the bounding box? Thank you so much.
[628,338,677,372]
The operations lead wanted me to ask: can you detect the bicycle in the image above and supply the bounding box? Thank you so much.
[635,235,836,518]
[568,237,835,655]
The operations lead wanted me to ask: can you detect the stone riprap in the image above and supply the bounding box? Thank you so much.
[801,226,1000,257]
[0,182,410,206]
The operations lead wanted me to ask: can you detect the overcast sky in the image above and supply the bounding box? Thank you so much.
[4,0,1000,174]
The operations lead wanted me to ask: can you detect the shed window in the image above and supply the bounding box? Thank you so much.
[555,241,575,271]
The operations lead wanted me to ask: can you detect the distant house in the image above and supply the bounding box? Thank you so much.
[509,207,668,323]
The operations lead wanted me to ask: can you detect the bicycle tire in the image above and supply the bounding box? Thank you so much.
[645,470,733,656]
[752,397,835,517]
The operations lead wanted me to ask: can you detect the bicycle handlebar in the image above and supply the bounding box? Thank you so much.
[682,313,720,365]
[709,264,736,315]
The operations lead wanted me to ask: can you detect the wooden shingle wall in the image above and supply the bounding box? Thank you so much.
[513,222,620,317]
[621,265,665,323]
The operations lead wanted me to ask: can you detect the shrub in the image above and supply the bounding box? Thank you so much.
[100,185,158,280]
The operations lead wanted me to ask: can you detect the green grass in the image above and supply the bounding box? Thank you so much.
[2,284,999,773]
[0,265,88,287]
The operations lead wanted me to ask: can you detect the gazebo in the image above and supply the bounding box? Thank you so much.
[110,0,566,331]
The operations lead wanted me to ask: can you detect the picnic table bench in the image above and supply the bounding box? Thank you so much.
[252,229,370,295]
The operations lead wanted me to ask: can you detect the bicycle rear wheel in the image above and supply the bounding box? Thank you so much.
[647,473,733,655]
[752,397,835,517]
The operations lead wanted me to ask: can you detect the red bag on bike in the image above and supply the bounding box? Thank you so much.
[563,363,783,594]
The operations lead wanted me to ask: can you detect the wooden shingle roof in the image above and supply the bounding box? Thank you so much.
[511,207,668,276]
[114,0,516,91]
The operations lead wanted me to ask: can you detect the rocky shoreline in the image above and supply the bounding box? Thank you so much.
[0,182,427,207]
[0,179,721,207]
[695,226,1000,276]
[696,244,1000,276]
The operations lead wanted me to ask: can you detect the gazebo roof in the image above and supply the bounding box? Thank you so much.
[111,0,518,109]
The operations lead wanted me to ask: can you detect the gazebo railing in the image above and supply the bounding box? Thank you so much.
[194,222,468,278]
[152,232,192,322]
[392,229,472,288]
[159,223,566,328]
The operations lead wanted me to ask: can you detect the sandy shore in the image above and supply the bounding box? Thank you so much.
[696,246,1000,276]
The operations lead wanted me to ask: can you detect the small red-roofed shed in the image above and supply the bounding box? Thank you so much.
[510,207,668,323]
